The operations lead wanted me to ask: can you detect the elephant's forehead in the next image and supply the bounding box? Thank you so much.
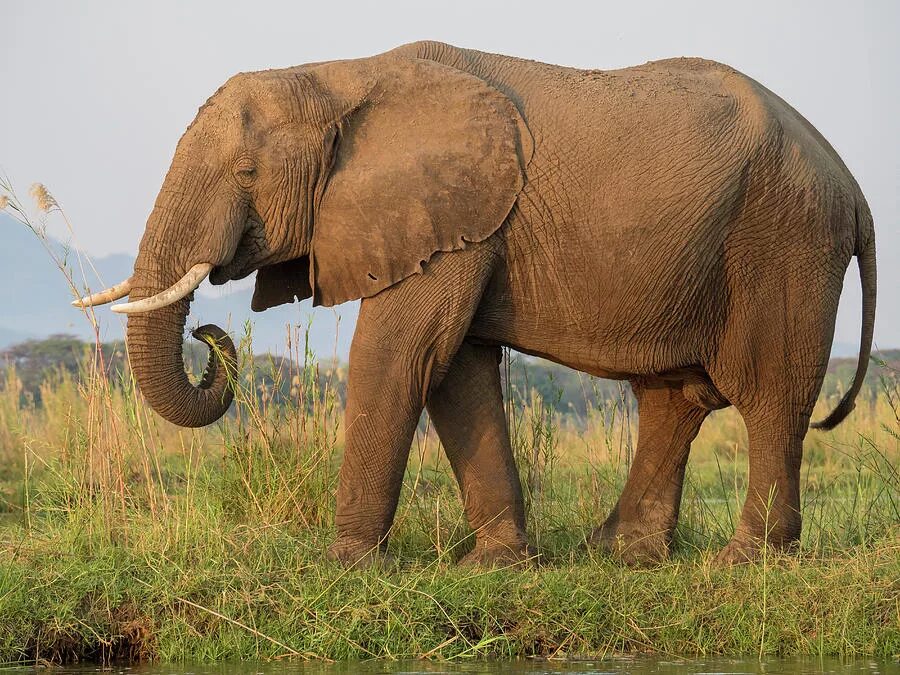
[183,86,281,146]
[216,69,320,122]
[183,74,324,150]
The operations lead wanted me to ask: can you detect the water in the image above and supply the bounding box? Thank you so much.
[4,658,895,674]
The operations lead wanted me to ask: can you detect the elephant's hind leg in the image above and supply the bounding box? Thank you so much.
[709,252,844,564]
[714,407,808,565]
[714,378,823,564]
[427,341,532,566]
[591,377,709,564]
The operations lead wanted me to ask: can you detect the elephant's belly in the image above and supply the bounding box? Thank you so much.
[469,298,689,381]
[468,246,722,383]
[468,306,728,411]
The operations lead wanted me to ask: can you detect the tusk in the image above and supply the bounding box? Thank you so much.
[111,263,213,314]
[71,278,133,307]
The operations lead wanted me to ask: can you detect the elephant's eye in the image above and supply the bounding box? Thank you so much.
[233,160,257,186]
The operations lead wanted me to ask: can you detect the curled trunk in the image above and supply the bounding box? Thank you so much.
[126,292,236,428]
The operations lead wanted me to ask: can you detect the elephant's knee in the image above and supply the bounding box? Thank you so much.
[349,333,459,411]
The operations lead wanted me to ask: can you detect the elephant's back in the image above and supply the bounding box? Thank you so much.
[394,43,746,125]
[395,42,852,181]
[393,42,861,263]
[394,42,773,184]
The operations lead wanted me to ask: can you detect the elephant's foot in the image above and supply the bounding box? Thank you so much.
[326,537,394,570]
[714,526,800,566]
[713,538,759,565]
[458,540,538,567]
[590,514,673,566]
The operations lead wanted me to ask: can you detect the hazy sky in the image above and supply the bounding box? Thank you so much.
[3,1,898,347]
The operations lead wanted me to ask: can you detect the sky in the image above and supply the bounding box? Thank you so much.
[2,0,898,350]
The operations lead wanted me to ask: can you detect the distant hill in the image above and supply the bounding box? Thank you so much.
[0,214,357,358]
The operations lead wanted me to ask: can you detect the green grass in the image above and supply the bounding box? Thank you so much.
[0,340,897,666]
[1,523,897,663]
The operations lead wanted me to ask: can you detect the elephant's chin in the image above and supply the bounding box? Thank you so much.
[209,263,259,286]
[209,266,233,285]
[208,248,256,283]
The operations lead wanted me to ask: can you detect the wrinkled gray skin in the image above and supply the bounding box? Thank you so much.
[124,42,876,566]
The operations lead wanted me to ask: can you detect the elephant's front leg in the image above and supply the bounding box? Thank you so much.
[427,341,532,565]
[326,240,501,568]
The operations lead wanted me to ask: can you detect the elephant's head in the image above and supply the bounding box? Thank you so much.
[78,52,532,427]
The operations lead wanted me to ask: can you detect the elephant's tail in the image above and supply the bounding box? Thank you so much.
[811,203,877,431]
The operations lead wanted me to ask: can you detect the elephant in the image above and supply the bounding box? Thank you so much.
[76,41,876,566]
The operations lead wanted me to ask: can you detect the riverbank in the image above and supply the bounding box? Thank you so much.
[0,349,898,664]
[1,519,897,663]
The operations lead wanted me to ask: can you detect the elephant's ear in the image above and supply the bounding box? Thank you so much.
[308,56,532,307]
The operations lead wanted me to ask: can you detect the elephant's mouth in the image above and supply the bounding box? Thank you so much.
[209,263,245,286]
[209,217,269,286]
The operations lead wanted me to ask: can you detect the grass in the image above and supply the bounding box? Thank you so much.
[0,182,897,665]
[0,336,897,666]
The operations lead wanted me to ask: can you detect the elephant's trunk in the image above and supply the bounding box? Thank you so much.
[126,293,236,428]
[125,199,238,427]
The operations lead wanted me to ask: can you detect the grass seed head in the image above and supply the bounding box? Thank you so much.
[29,183,56,212]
